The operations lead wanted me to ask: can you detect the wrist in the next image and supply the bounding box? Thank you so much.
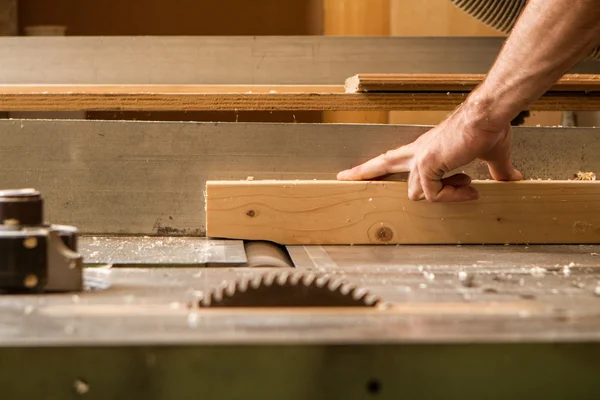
[459,89,514,133]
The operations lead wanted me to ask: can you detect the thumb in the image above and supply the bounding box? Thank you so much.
[481,128,523,181]
[487,159,523,181]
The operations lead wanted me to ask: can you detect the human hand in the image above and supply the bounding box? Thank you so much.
[336,102,523,202]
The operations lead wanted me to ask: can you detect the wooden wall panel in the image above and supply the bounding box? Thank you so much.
[17,0,321,123]
[323,0,390,124]
[388,0,561,127]
[0,0,17,35]
[18,0,315,36]
[390,0,502,36]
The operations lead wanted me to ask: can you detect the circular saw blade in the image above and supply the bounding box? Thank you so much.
[199,272,380,308]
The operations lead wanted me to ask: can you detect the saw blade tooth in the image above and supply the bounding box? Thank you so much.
[277,272,290,286]
[213,288,224,303]
[250,276,262,289]
[289,273,302,286]
[328,278,343,292]
[237,279,249,292]
[225,283,236,297]
[339,283,354,296]
[302,273,317,287]
[315,276,329,288]
[351,287,368,301]
[263,274,275,287]
[363,293,380,306]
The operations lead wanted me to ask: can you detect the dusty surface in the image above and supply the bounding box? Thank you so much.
[80,236,246,266]
[2,243,600,345]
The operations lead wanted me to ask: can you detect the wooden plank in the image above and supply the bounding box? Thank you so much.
[345,73,600,93]
[2,85,600,111]
[205,180,600,245]
[18,0,317,36]
[2,119,600,235]
[1,36,600,85]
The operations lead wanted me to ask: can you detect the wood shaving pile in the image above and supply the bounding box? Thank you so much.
[571,171,596,181]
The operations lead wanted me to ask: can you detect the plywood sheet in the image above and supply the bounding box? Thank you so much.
[346,73,600,93]
[205,180,600,245]
[2,85,600,111]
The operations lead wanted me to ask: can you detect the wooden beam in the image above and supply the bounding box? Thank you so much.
[346,73,600,93]
[2,85,600,111]
[205,180,600,245]
[2,119,600,235]
[1,36,600,85]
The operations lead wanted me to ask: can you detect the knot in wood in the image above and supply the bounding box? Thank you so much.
[376,226,393,242]
[246,209,256,217]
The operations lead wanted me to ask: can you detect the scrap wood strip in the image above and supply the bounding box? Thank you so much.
[345,73,600,93]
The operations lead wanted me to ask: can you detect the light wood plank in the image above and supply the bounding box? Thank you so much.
[2,85,600,111]
[346,73,600,93]
[2,36,599,85]
[2,119,600,235]
[205,180,600,245]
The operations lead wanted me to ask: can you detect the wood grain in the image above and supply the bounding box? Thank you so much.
[2,85,600,111]
[346,73,600,93]
[205,180,600,245]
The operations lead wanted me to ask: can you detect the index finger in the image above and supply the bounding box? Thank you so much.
[337,146,412,181]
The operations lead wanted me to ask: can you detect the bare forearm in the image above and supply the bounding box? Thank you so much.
[467,0,600,128]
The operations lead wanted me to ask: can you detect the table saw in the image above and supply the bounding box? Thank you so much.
[1,36,600,399]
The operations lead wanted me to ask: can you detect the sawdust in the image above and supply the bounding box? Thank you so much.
[571,171,596,181]
[573,221,593,233]
[73,379,89,395]
[530,266,546,278]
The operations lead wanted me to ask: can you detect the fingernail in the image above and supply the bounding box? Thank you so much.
[337,171,350,180]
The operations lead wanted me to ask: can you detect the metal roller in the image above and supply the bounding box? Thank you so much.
[450,0,600,60]
[243,241,294,268]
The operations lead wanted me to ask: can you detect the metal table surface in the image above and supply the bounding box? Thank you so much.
[2,240,600,399]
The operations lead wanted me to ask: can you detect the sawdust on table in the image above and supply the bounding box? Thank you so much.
[571,171,596,181]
